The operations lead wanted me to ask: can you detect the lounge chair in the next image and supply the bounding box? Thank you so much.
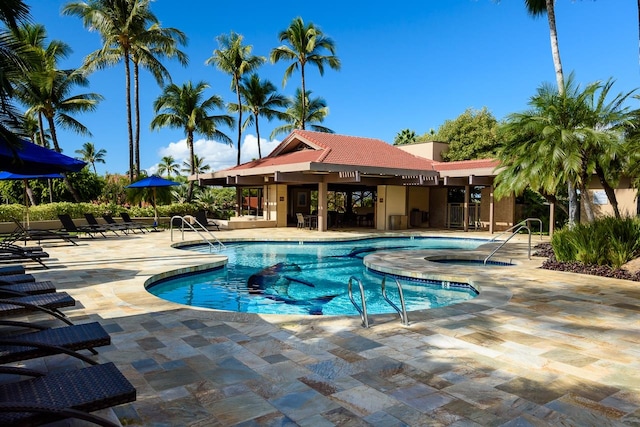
[0,243,49,269]
[0,273,36,283]
[0,280,56,295]
[7,219,78,246]
[120,212,153,232]
[0,362,136,426]
[194,210,220,231]
[58,214,107,238]
[0,292,75,322]
[84,213,123,236]
[103,214,138,234]
[0,266,25,276]
[0,321,110,365]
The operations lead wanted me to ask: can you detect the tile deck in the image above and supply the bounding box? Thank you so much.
[7,227,640,426]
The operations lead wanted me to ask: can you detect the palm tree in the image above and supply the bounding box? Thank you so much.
[270,88,333,139]
[150,80,233,201]
[157,155,180,178]
[63,0,156,182]
[206,32,264,166]
[394,129,417,145]
[75,141,106,173]
[131,22,187,177]
[231,73,289,158]
[181,153,210,175]
[13,23,102,201]
[270,17,340,131]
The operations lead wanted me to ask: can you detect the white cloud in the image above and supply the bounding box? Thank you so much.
[148,134,281,174]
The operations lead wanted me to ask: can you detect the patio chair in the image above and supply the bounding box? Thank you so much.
[0,266,25,276]
[296,213,306,229]
[0,243,49,269]
[0,292,75,322]
[0,362,136,426]
[0,273,36,283]
[103,214,138,234]
[0,280,56,295]
[84,213,123,236]
[120,212,153,232]
[7,219,78,246]
[0,321,110,365]
[58,214,107,238]
[194,210,221,231]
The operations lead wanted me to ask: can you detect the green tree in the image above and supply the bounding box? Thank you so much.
[206,32,264,166]
[157,155,180,178]
[232,73,289,158]
[433,108,498,161]
[270,88,333,139]
[393,129,417,145]
[270,17,340,131]
[181,154,210,175]
[150,80,233,201]
[13,23,102,201]
[75,141,106,174]
[63,0,156,182]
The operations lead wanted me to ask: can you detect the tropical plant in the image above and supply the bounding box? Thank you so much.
[157,155,180,178]
[75,141,106,174]
[270,88,333,139]
[270,17,340,130]
[393,129,417,146]
[206,32,264,166]
[181,153,210,175]
[12,23,102,201]
[433,108,499,161]
[230,73,289,158]
[150,80,233,201]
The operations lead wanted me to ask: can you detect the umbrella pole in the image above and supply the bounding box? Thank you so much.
[23,179,29,228]
[153,187,158,227]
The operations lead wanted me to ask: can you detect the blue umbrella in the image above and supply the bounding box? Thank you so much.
[0,171,64,227]
[0,138,86,174]
[126,176,181,225]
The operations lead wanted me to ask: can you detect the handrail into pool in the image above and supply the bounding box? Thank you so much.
[170,216,225,252]
[489,218,543,242]
[484,224,531,264]
[348,276,369,328]
[381,275,409,326]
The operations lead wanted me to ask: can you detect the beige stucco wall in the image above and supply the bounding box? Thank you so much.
[429,188,448,228]
[586,177,637,218]
[407,186,430,227]
[480,188,516,231]
[377,185,407,230]
[397,141,449,161]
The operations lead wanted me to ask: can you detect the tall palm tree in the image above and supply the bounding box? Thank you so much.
[157,155,180,178]
[206,32,264,166]
[150,80,233,201]
[63,0,156,182]
[231,73,289,158]
[181,154,210,175]
[270,88,333,139]
[394,129,417,145]
[131,22,187,177]
[13,23,102,201]
[270,17,340,131]
[75,141,106,173]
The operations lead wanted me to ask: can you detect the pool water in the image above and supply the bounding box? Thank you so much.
[147,237,484,316]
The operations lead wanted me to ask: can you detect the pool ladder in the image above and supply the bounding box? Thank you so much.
[170,216,225,252]
[348,275,409,328]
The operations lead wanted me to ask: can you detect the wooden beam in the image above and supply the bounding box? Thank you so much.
[226,175,267,185]
[274,171,323,183]
[443,176,468,186]
[469,175,494,186]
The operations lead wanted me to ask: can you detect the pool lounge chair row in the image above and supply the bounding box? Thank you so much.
[0,242,49,269]
[0,268,136,426]
[58,213,156,238]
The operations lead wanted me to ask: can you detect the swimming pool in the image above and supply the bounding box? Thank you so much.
[147,237,485,316]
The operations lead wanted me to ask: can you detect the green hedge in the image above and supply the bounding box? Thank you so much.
[552,216,640,269]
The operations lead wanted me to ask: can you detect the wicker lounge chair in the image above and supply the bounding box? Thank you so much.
[58,214,108,238]
[0,321,110,365]
[0,292,75,322]
[194,210,221,231]
[0,266,25,276]
[0,362,136,426]
[0,243,49,269]
[0,273,36,283]
[0,280,56,295]
[7,219,78,246]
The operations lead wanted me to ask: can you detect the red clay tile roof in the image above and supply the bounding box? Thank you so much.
[225,130,437,172]
[432,158,500,172]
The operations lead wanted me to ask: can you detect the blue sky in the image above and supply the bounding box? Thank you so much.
[24,0,639,175]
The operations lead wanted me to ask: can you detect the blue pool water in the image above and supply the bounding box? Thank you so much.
[147,237,485,316]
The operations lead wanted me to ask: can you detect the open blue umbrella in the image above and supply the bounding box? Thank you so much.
[0,171,64,227]
[126,176,181,225]
[0,138,86,174]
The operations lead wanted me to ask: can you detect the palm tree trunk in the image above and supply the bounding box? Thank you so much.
[187,132,195,202]
[300,64,306,130]
[134,60,141,179]
[546,0,564,94]
[124,50,134,182]
[235,77,242,166]
[46,115,81,202]
[37,113,46,147]
[580,183,595,223]
[255,112,262,159]
[595,164,621,218]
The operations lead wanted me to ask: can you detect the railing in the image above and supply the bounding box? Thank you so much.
[446,203,480,229]
[488,218,543,243]
[485,223,531,264]
[348,276,369,328]
[170,216,225,252]
[381,276,409,326]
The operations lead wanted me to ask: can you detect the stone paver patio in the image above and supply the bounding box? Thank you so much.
[7,226,640,426]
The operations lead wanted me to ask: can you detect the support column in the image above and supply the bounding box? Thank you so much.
[489,186,495,234]
[549,202,555,237]
[235,187,242,217]
[317,182,327,232]
[463,185,470,232]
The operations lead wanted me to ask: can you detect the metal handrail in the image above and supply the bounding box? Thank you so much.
[170,216,225,252]
[484,224,531,264]
[489,218,543,242]
[381,276,409,326]
[348,276,369,328]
